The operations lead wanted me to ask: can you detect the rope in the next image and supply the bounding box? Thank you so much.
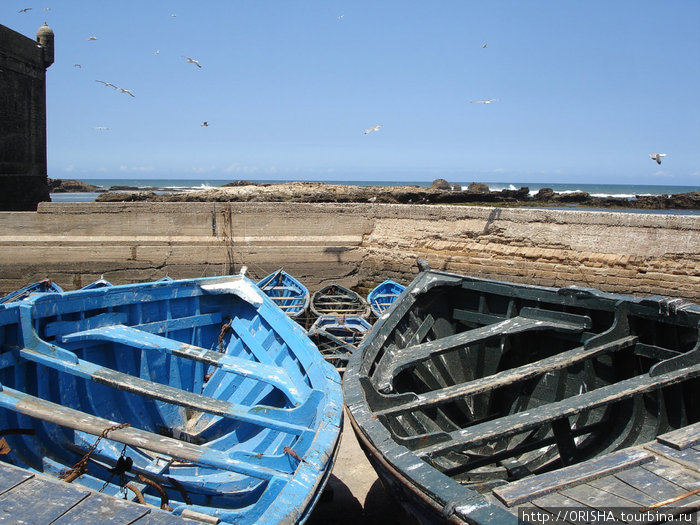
[217,318,232,351]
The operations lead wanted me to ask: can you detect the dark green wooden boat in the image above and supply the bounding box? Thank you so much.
[344,262,700,524]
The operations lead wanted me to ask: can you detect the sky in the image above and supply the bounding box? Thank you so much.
[3,1,700,185]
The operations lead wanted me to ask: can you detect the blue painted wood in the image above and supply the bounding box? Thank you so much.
[0,274,342,525]
[51,491,149,524]
[0,461,34,494]
[0,278,63,304]
[257,270,309,319]
[367,279,405,318]
[0,476,89,523]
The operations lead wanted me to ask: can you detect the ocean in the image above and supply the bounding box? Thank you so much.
[50,178,700,214]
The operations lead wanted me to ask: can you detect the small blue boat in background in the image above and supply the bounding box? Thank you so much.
[257,269,310,319]
[80,275,113,290]
[367,279,405,318]
[0,273,342,524]
[308,315,372,372]
[0,278,63,304]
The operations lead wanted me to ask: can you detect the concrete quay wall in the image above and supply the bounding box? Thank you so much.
[0,201,698,302]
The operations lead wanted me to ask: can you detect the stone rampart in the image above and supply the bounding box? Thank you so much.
[0,202,698,302]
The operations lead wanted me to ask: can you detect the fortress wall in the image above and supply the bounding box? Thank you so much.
[0,201,698,302]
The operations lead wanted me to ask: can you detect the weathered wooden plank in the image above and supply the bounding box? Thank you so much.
[374,308,592,392]
[0,476,89,523]
[375,335,637,417]
[656,421,700,450]
[527,491,596,525]
[411,362,700,456]
[0,384,292,481]
[132,312,223,335]
[641,456,700,492]
[59,323,308,404]
[45,312,130,338]
[51,491,149,524]
[645,442,700,474]
[137,512,200,524]
[587,476,658,507]
[560,482,642,521]
[0,461,34,495]
[493,448,653,507]
[18,346,312,435]
[614,466,699,503]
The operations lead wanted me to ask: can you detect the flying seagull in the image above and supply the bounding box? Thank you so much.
[471,98,498,104]
[183,56,202,68]
[364,124,382,135]
[482,43,487,48]
[338,14,344,20]
[201,121,209,127]
[96,80,118,89]
[119,88,135,97]
[18,8,32,13]
[93,126,110,131]
[74,64,82,69]
[88,36,98,41]
[649,153,667,165]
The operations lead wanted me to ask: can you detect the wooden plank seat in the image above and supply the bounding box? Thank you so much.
[492,448,654,506]
[374,335,638,417]
[396,362,700,455]
[58,323,309,404]
[373,308,593,392]
[0,385,294,481]
[15,344,321,435]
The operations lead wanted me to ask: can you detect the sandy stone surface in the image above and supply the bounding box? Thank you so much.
[308,408,403,525]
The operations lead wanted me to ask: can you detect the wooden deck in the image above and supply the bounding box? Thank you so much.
[488,422,700,523]
[0,461,195,524]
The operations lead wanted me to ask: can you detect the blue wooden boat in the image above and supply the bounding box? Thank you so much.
[257,269,309,319]
[367,279,406,318]
[308,315,372,372]
[0,278,63,304]
[0,273,343,524]
[344,262,700,524]
[80,276,113,290]
[310,284,370,318]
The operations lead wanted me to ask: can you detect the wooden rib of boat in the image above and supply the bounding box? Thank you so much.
[256,269,309,319]
[310,284,370,318]
[0,273,343,525]
[367,279,406,318]
[344,263,700,524]
[308,315,372,372]
[0,278,63,304]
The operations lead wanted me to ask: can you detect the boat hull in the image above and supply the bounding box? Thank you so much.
[257,269,310,319]
[344,268,700,524]
[0,275,342,524]
[310,284,370,318]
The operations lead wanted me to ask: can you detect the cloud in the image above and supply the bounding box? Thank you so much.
[62,165,75,172]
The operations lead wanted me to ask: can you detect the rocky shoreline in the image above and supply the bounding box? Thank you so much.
[50,178,700,210]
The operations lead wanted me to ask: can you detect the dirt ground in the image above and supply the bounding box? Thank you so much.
[307,408,403,525]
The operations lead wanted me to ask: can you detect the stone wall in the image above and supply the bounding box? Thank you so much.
[0,202,698,303]
[0,24,53,211]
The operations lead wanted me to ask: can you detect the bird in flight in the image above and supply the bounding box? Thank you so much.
[88,36,98,41]
[482,43,487,48]
[364,125,382,135]
[471,98,498,104]
[18,8,32,13]
[201,122,209,127]
[74,64,82,69]
[183,56,202,68]
[93,126,110,131]
[119,88,135,97]
[96,80,118,89]
[338,14,344,20]
[649,153,667,165]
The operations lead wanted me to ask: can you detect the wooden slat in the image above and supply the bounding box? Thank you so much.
[19,346,313,435]
[45,312,130,338]
[0,476,89,523]
[0,461,34,495]
[656,421,700,450]
[50,491,149,524]
[59,324,308,404]
[614,466,699,503]
[0,385,291,481]
[373,308,592,392]
[493,448,653,507]
[376,335,637,417]
[410,362,700,456]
